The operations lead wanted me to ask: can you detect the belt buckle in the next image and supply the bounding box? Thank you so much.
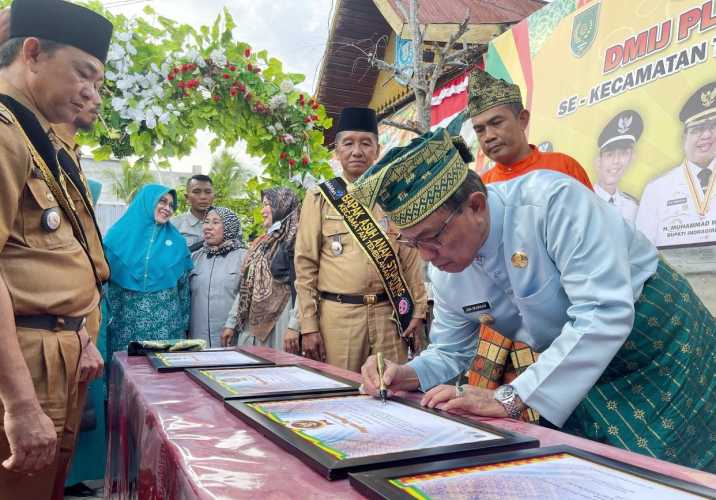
[53,317,65,332]
[364,294,377,305]
[335,294,342,303]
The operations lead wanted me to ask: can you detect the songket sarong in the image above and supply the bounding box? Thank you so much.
[562,258,715,472]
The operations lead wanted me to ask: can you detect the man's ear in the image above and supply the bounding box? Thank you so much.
[22,38,43,72]
[467,191,487,215]
[518,108,531,131]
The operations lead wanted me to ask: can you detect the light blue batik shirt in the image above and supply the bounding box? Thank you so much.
[409,170,658,426]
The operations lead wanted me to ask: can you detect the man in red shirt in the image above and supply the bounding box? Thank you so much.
[465,70,593,421]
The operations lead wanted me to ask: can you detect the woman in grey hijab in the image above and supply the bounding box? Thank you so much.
[189,206,247,346]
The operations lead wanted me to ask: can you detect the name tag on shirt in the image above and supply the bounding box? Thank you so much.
[667,197,688,207]
[463,302,490,313]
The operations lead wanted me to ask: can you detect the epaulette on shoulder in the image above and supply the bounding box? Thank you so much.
[0,103,15,125]
[622,191,639,203]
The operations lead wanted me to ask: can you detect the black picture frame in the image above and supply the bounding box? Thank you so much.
[348,445,716,499]
[186,364,360,401]
[146,348,273,372]
[225,393,539,480]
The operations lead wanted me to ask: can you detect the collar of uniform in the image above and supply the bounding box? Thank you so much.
[687,158,716,176]
[594,183,618,200]
[341,175,355,188]
[492,144,539,175]
[54,122,79,153]
[186,211,203,226]
[477,187,504,261]
[0,78,54,136]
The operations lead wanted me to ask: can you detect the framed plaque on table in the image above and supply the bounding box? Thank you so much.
[147,348,273,372]
[348,445,716,499]
[225,393,539,480]
[186,364,360,400]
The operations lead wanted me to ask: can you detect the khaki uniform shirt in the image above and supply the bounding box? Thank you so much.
[294,182,427,333]
[54,124,110,284]
[173,211,204,248]
[0,79,98,317]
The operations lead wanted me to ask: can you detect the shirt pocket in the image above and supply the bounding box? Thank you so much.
[22,177,77,250]
[512,274,566,350]
[321,217,353,257]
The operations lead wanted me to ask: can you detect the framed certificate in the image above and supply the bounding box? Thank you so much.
[225,393,538,480]
[186,365,360,400]
[348,445,716,499]
[146,348,273,372]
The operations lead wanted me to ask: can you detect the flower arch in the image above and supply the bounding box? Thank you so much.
[66,2,333,187]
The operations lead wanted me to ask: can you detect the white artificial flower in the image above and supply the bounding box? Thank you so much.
[159,112,171,125]
[267,125,276,135]
[107,43,125,61]
[116,78,133,91]
[209,48,227,67]
[302,172,318,189]
[125,43,137,56]
[111,97,127,111]
[145,116,157,129]
[117,32,132,42]
[275,123,284,131]
[268,94,287,110]
[282,133,295,144]
[105,71,117,81]
[279,79,294,94]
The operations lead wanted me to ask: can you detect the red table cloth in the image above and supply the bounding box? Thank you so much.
[105,348,716,499]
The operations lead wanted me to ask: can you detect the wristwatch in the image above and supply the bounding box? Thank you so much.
[494,384,524,419]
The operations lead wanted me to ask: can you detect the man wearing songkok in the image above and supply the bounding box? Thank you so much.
[637,81,716,248]
[0,1,112,497]
[465,69,594,422]
[594,110,643,223]
[355,127,715,471]
[294,107,427,371]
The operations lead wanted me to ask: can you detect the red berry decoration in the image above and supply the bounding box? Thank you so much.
[280,152,287,160]
[302,156,309,166]
[244,48,251,58]
[247,63,253,72]
[223,73,230,79]
[288,159,296,167]
[167,74,174,81]
[229,65,236,72]
[178,81,185,89]
[230,86,238,97]
[213,95,220,102]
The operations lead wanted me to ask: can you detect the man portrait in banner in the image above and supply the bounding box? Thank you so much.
[594,110,642,223]
[636,81,716,248]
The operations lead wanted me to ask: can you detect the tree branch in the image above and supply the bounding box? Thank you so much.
[426,9,471,107]
[380,119,423,135]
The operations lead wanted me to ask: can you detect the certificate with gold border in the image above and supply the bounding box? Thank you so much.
[147,348,272,372]
[187,364,359,400]
[226,393,538,479]
[349,445,716,499]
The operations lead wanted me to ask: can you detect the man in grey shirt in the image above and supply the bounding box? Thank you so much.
[173,174,215,250]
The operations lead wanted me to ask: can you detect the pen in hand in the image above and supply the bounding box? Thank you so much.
[377,352,388,403]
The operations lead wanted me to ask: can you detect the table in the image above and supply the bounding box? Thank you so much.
[105,348,716,499]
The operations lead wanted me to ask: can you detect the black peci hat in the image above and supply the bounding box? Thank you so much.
[10,0,113,63]
[679,81,716,127]
[336,107,379,135]
[598,110,643,151]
